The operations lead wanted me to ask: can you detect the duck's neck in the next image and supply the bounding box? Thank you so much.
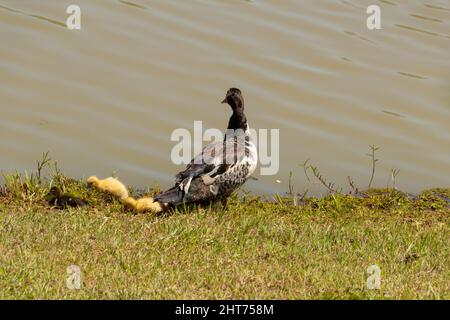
[225,109,249,141]
[227,110,248,132]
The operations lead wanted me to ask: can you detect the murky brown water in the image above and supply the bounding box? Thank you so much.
[1,0,449,195]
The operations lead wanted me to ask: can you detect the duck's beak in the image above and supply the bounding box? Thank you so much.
[221,98,227,104]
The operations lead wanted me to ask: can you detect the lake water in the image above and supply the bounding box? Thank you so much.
[1,0,449,196]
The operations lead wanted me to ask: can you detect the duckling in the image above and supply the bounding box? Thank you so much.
[47,186,87,209]
[122,196,165,214]
[87,175,165,214]
[87,176,129,200]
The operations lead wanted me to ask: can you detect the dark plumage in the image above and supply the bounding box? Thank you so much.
[222,88,248,132]
[47,187,87,209]
[155,88,258,207]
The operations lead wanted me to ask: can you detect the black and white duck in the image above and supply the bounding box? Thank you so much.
[155,88,258,207]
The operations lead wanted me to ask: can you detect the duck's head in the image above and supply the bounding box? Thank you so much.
[47,186,61,197]
[87,176,99,186]
[221,88,244,112]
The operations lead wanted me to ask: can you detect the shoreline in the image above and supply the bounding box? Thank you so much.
[0,171,448,299]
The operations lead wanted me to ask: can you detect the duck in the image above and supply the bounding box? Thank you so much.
[87,176,165,213]
[122,196,166,213]
[154,87,258,207]
[47,186,87,209]
[88,88,257,212]
[87,176,129,200]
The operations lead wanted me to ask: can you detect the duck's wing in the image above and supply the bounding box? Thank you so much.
[156,138,252,206]
[175,138,248,183]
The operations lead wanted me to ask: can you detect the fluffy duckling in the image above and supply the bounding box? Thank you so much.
[47,186,87,209]
[87,176,129,200]
[122,196,165,214]
[87,175,165,214]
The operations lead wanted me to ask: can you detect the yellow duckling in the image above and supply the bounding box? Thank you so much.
[87,176,129,200]
[122,196,165,214]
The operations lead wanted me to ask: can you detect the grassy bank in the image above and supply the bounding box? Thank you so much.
[0,161,449,299]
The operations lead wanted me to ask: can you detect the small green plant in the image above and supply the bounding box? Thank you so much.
[36,151,51,183]
[288,171,294,196]
[388,168,401,189]
[367,145,380,189]
[1,152,79,203]
[1,152,55,202]
[300,145,401,196]
[300,159,342,194]
[347,175,359,195]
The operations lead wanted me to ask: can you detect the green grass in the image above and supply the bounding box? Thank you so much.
[0,161,449,299]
